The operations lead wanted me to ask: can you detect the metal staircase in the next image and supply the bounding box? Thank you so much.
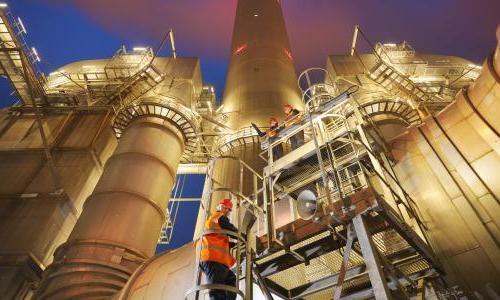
[76,47,168,107]
[105,56,167,107]
[368,61,440,113]
[0,8,44,106]
[254,210,440,299]
[43,47,169,107]
[0,6,166,108]
[348,26,458,115]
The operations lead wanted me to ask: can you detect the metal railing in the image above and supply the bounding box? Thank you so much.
[259,70,432,245]
[188,156,265,300]
[215,126,259,155]
[259,89,353,167]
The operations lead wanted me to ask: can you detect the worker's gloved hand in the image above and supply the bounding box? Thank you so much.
[251,123,266,137]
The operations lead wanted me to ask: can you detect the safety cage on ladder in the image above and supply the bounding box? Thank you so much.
[185,157,268,300]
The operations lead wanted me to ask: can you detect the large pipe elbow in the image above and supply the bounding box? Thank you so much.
[114,242,197,300]
[458,25,500,136]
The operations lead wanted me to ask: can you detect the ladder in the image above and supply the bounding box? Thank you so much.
[186,157,266,300]
[157,213,174,245]
[158,174,186,245]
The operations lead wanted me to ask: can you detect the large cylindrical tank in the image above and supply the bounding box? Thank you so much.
[390,26,500,297]
[35,57,202,299]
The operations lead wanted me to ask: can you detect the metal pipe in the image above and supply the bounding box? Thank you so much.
[169,29,177,59]
[350,25,359,56]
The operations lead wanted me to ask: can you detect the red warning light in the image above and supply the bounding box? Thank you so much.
[283,48,293,60]
[233,43,248,55]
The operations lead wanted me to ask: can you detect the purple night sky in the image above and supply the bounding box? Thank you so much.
[3,0,499,102]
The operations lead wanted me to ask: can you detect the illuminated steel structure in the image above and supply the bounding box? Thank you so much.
[0,0,498,299]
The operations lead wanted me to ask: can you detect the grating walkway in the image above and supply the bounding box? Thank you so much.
[255,202,440,299]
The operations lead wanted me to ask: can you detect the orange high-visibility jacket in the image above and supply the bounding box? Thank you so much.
[198,211,236,268]
[285,109,303,127]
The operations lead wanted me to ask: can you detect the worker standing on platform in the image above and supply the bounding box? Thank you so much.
[267,116,283,159]
[199,198,238,300]
[284,104,305,150]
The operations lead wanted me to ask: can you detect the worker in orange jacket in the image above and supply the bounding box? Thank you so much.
[267,116,284,160]
[199,198,238,300]
[284,104,305,149]
[251,117,284,160]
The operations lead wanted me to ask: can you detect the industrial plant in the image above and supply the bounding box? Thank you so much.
[0,0,498,299]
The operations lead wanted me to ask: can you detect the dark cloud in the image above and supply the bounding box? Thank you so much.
[41,0,499,68]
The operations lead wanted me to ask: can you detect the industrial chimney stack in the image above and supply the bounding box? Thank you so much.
[221,0,303,130]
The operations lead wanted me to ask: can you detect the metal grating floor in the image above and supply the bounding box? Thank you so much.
[256,225,438,299]
[266,246,365,290]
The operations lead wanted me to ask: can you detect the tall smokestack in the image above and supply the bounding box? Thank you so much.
[206,0,303,216]
[221,0,302,129]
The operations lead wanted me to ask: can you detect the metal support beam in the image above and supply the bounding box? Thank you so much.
[415,279,425,300]
[289,256,437,299]
[245,249,253,300]
[253,266,276,300]
[256,215,388,277]
[333,223,355,300]
[352,215,392,300]
[262,277,289,300]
